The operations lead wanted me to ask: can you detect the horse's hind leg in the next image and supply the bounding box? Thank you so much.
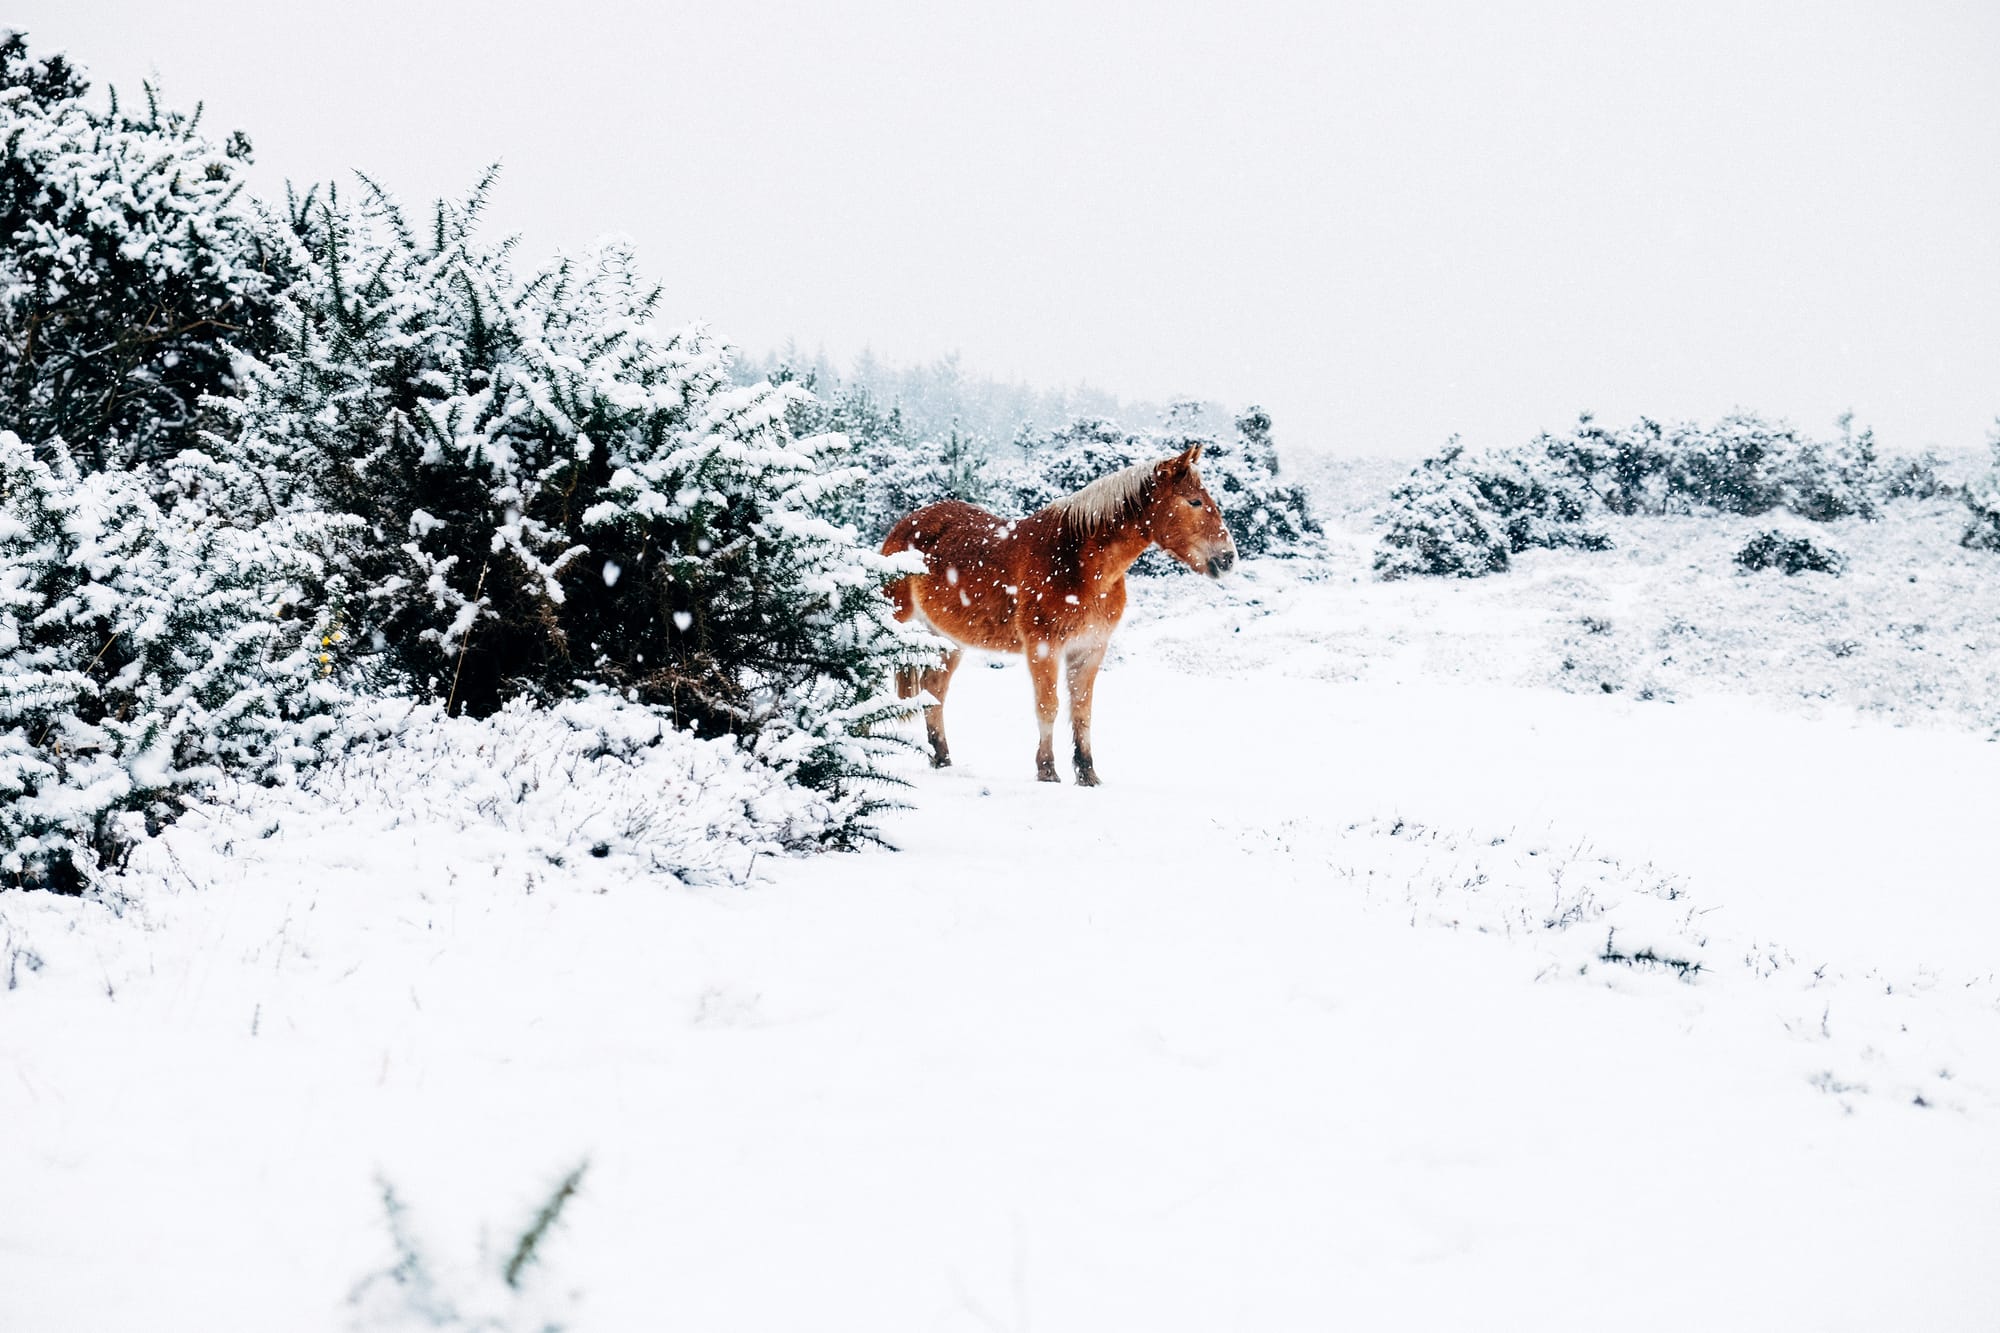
[1027,641,1061,782]
[918,648,963,768]
[1064,639,1108,787]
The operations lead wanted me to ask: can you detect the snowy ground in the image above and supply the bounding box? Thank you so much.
[4,494,1998,1330]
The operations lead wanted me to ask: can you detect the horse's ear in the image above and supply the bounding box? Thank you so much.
[1163,444,1202,477]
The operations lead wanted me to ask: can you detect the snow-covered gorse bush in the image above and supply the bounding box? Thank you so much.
[0,433,347,890]
[311,694,855,880]
[0,39,350,889]
[1961,420,2000,552]
[994,402,1319,563]
[1373,440,1516,580]
[777,384,1320,565]
[1374,436,1609,580]
[216,173,931,819]
[1377,411,1929,579]
[772,365,986,542]
[0,34,933,885]
[1734,529,1845,576]
[0,35,275,470]
[1159,403,1319,558]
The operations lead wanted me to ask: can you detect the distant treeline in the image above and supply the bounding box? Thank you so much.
[764,360,1320,558]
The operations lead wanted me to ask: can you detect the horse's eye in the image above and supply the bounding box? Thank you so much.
[1187,498,1203,509]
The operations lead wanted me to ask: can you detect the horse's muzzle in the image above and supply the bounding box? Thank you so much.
[1207,549,1237,579]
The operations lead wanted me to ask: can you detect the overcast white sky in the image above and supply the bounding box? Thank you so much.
[21,1,2000,455]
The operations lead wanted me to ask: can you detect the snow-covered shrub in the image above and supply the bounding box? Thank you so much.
[997,416,1150,516]
[1539,415,1670,516]
[218,177,929,818]
[996,405,1319,566]
[1960,422,2000,552]
[1374,437,1606,580]
[1160,403,1319,558]
[301,693,858,876]
[1660,413,1795,514]
[1877,449,1950,503]
[1373,441,1515,579]
[0,433,347,890]
[1466,446,1610,555]
[1378,412,1893,579]
[1735,530,1845,576]
[1775,413,1881,522]
[774,367,987,542]
[0,36,274,469]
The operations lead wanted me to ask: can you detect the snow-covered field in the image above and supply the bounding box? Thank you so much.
[4,487,1998,1330]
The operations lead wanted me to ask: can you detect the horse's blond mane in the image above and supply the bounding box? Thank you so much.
[1048,458,1162,536]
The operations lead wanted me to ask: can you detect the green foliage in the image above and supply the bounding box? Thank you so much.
[350,1162,589,1331]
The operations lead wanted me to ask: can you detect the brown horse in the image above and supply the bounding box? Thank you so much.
[882,445,1236,785]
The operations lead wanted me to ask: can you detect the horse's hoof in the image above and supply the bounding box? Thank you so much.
[1036,768,1060,783]
[1075,771,1100,788]
[930,753,952,769]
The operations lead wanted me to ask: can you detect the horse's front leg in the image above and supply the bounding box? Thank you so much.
[1026,640,1061,782]
[1064,639,1108,786]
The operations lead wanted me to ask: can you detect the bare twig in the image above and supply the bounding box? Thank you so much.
[444,560,490,716]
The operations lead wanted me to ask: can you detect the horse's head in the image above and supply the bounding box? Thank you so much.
[1145,445,1238,578]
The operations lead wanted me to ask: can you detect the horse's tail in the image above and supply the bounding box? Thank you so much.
[882,521,923,700]
[881,505,952,620]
